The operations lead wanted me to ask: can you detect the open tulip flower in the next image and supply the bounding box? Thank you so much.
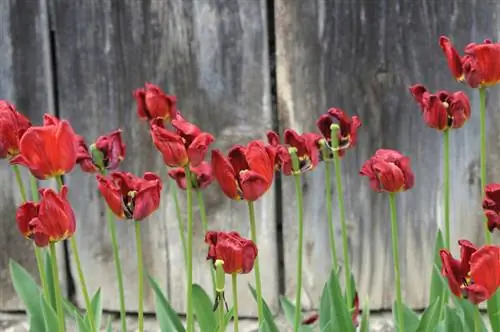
[409,84,471,131]
[16,185,76,247]
[440,240,500,304]
[0,100,31,159]
[168,161,213,190]
[316,107,361,158]
[439,36,500,88]
[205,231,258,274]
[482,183,500,232]
[211,140,275,201]
[134,83,177,123]
[359,149,414,193]
[10,114,77,179]
[267,129,322,175]
[150,115,214,167]
[96,171,162,221]
[76,129,126,173]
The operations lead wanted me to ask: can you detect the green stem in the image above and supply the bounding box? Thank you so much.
[232,273,239,332]
[333,147,352,308]
[134,221,144,332]
[50,243,65,332]
[443,130,450,250]
[292,173,304,332]
[247,200,264,323]
[474,306,481,332]
[57,176,95,331]
[29,174,39,201]
[479,87,491,244]
[389,193,404,332]
[12,165,27,201]
[185,166,194,332]
[321,143,338,271]
[218,294,226,332]
[34,245,50,301]
[171,181,187,269]
[196,189,217,298]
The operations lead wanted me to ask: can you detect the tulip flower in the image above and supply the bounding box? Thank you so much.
[96,171,162,221]
[16,185,76,247]
[211,140,275,201]
[359,149,414,193]
[316,108,361,158]
[0,100,31,159]
[10,116,77,179]
[409,84,471,131]
[168,161,213,190]
[76,129,126,173]
[133,83,177,122]
[205,231,258,274]
[482,184,500,232]
[439,36,500,88]
[440,240,500,304]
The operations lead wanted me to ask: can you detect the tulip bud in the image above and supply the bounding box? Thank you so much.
[89,143,105,171]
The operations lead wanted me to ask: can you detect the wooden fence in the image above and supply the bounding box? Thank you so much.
[1,0,500,318]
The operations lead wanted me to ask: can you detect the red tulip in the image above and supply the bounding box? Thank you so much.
[359,149,414,193]
[409,84,471,131]
[168,161,213,190]
[316,108,361,158]
[211,140,275,201]
[76,129,126,173]
[0,100,31,159]
[439,36,500,88]
[482,183,500,232]
[151,116,214,167]
[440,240,500,304]
[10,116,77,179]
[267,129,321,175]
[133,83,177,122]
[96,171,162,221]
[205,231,258,274]
[16,185,76,247]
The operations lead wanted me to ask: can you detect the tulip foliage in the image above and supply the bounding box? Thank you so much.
[4,34,500,332]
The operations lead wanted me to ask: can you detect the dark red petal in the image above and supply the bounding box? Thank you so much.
[228,145,249,174]
[246,140,274,185]
[43,113,60,126]
[458,239,478,273]
[409,84,428,108]
[211,150,240,200]
[372,160,406,193]
[469,245,500,302]
[37,186,76,242]
[395,156,415,191]
[240,239,258,274]
[187,132,215,167]
[172,115,202,146]
[316,114,333,140]
[150,124,188,167]
[463,43,500,87]
[439,36,464,80]
[485,210,500,232]
[133,88,149,120]
[96,174,125,218]
[239,170,270,201]
[191,162,214,189]
[133,177,162,221]
[95,129,126,170]
[168,167,187,190]
[266,131,281,146]
[16,202,39,237]
[439,249,464,297]
[422,94,449,130]
[328,108,351,137]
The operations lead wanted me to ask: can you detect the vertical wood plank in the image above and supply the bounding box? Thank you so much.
[275,0,500,309]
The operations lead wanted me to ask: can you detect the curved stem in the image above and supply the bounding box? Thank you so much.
[50,243,65,332]
[171,181,187,269]
[389,193,404,332]
[321,145,338,270]
[443,130,450,249]
[232,273,239,332]
[247,201,263,323]
[292,173,304,332]
[185,166,194,332]
[479,87,491,244]
[196,189,217,298]
[134,221,144,332]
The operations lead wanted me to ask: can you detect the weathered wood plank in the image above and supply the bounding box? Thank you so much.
[275,0,500,310]
[0,0,54,310]
[52,0,277,315]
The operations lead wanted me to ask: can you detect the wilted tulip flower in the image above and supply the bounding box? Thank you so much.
[440,36,500,88]
[409,84,471,131]
[168,161,213,190]
[205,231,258,274]
[211,140,275,201]
[76,129,126,173]
[10,114,77,179]
[133,83,177,122]
[0,100,31,159]
[316,108,361,158]
[482,184,500,232]
[16,185,76,247]
[440,240,500,304]
[359,149,414,193]
[96,171,162,221]
[151,116,214,167]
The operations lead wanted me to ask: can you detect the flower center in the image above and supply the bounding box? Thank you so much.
[122,190,137,219]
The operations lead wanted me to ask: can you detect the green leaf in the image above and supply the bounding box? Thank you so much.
[215,307,235,332]
[147,274,185,332]
[63,297,83,319]
[84,288,102,331]
[40,294,59,332]
[248,283,279,332]
[429,230,446,318]
[192,284,217,332]
[444,306,463,332]
[43,250,56,310]
[75,313,91,332]
[105,316,113,332]
[9,259,46,332]
[359,297,370,332]
[487,289,500,332]
[279,295,313,331]
[415,297,441,332]
[393,301,420,332]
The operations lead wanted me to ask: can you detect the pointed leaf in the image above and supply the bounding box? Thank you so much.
[216,307,234,332]
[279,295,313,331]
[487,289,500,332]
[84,288,102,331]
[430,230,446,318]
[40,294,59,332]
[415,297,441,332]
[359,297,370,332]
[326,269,355,332]
[393,301,420,332]
[63,297,83,319]
[248,283,279,332]
[192,284,217,332]
[75,313,91,332]
[105,316,113,332]
[43,250,56,310]
[147,274,185,332]
[444,307,463,332]
[319,280,333,331]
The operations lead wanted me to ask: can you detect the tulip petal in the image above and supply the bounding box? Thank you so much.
[96,174,125,218]
[168,167,187,190]
[16,202,39,237]
[246,140,274,185]
[187,132,214,167]
[469,245,500,301]
[439,36,464,80]
[315,114,333,140]
[211,150,240,200]
[228,145,249,174]
[172,115,202,145]
[133,178,161,221]
[151,124,188,167]
[439,249,464,297]
[239,170,269,201]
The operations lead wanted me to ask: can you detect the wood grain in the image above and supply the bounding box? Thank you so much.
[0,0,54,310]
[275,0,500,310]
